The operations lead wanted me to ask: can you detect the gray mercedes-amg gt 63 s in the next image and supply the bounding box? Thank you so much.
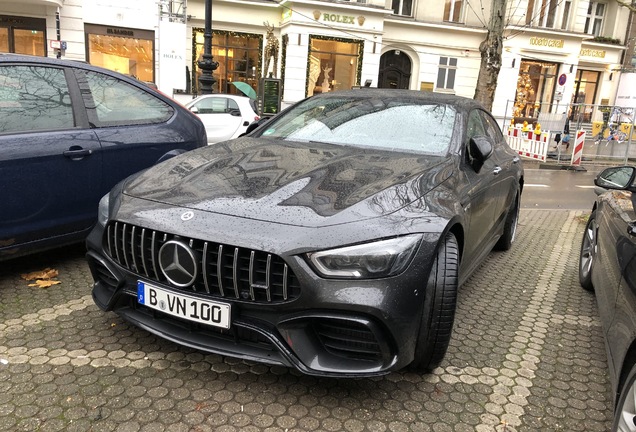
[86,89,524,377]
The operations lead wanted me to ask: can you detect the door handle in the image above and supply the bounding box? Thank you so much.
[493,167,502,175]
[63,148,93,160]
[628,223,636,237]
[512,156,520,164]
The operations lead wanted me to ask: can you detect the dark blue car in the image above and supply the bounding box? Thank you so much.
[0,54,207,260]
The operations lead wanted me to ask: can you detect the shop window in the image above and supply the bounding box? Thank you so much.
[392,0,413,16]
[14,29,45,56]
[0,66,73,133]
[76,69,173,127]
[85,25,154,83]
[0,15,46,56]
[0,28,7,52]
[307,36,363,97]
[444,0,464,23]
[571,70,600,122]
[513,60,557,119]
[584,2,605,36]
[436,57,457,91]
[193,29,262,96]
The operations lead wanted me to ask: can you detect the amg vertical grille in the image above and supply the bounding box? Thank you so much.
[105,221,300,303]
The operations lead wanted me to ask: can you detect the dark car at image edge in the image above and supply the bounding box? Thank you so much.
[578,165,636,431]
[0,54,207,261]
[86,89,524,377]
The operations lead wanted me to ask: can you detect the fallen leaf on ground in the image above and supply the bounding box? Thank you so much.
[21,268,59,281]
[28,280,62,288]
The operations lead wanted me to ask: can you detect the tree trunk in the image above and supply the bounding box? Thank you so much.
[473,0,507,111]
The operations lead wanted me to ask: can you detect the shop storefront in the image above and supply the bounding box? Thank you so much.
[513,60,558,118]
[306,35,363,96]
[191,29,262,96]
[0,15,46,56]
[571,69,600,121]
[84,24,154,82]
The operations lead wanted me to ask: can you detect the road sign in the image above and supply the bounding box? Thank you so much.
[558,73,567,86]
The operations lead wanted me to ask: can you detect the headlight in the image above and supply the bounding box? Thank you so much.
[97,193,110,226]
[307,235,421,279]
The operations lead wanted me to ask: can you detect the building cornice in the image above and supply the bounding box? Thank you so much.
[384,17,487,35]
[280,0,390,15]
[2,0,63,6]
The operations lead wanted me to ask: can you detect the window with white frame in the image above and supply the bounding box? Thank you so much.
[436,57,457,91]
[444,0,464,23]
[584,2,605,36]
[391,0,413,16]
[561,0,572,30]
[525,0,563,28]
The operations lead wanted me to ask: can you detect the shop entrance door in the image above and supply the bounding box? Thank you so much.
[378,50,411,89]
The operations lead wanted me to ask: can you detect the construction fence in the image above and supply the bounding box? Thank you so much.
[502,101,636,165]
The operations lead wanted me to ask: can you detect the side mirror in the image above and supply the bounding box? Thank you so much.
[468,136,493,172]
[189,106,199,114]
[229,109,242,117]
[244,117,271,135]
[595,166,636,192]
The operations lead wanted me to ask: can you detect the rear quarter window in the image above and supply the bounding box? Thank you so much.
[75,69,173,127]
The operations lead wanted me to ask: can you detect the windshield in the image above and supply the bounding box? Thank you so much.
[259,96,457,154]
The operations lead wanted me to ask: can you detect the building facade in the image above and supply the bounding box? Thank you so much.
[1,0,632,125]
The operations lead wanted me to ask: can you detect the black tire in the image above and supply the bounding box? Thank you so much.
[411,232,459,371]
[579,211,597,292]
[494,192,520,251]
[612,362,636,431]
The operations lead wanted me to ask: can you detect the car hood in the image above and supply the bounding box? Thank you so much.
[122,138,453,227]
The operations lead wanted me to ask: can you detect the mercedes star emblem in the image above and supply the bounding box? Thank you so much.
[158,240,198,287]
[181,211,194,221]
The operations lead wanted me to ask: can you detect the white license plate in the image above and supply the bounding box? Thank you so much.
[137,281,231,329]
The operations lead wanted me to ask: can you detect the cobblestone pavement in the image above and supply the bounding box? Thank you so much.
[0,209,613,431]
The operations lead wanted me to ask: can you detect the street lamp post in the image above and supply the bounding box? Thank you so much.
[197,0,218,94]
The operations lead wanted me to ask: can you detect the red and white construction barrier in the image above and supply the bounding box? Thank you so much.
[506,127,550,162]
[570,130,585,166]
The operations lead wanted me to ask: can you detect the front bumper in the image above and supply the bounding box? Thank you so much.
[85,217,440,377]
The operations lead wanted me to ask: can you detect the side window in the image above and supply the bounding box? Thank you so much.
[0,65,73,133]
[465,110,487,165]
[228,99,240,111]
[76,69,173,127]
[466,110,486,141]
[193,98,235,114]
[479,111,504,142]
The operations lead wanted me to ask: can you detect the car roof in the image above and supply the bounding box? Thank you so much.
[1,53,91,68]
[192,94,251,100]
[0,53,143,82]
[0,53,167,97]
[313,88,485,112]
